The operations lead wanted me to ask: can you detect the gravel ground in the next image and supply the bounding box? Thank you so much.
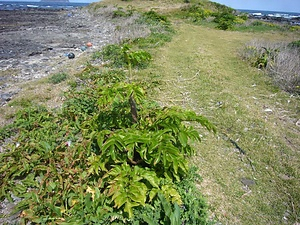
[0,6,150,106]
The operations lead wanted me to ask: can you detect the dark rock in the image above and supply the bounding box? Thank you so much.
[67,52,75,59]
[240,177,256,187]
[28,51,42,56]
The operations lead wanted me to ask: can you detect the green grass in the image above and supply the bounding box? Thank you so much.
[135,23,300,224]
[235,21,284,32]
[48,72,68,84]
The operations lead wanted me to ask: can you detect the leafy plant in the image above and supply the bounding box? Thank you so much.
[93,44,152,74]
[241,45,279,69]
[213,12,236,30]
[0,9,215,224]
[240,41,299,93]
[181,4,212,23]
[132,9,174,49]
[142,10,170,26]
[288,40,300,50]
[0,76,215,223]
[48,73,68,84]
[112,6,133,18]
[176,167,210,224]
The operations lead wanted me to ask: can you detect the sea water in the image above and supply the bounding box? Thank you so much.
[0,1,89,10]
[238,9,300,19]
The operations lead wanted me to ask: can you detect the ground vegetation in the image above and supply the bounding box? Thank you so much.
[0,0,299,224]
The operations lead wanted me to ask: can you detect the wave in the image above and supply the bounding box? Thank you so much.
[0,1,89,10]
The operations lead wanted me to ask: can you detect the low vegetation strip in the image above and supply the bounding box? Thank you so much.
[143,21,299,224]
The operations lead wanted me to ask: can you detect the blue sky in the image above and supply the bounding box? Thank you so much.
[3,0,300,13]
[68,0,300,13]
[211,0,300,13]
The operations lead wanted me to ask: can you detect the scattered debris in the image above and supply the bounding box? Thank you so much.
[264,108,273,113]
[67,52,75,59]
[240,177,256,187]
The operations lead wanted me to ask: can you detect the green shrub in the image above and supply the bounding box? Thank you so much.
[142,9,170,25]
[75,63,126,85]
[48,73,68,84]
[213,12,236,30]
[176,167,210,224]
[236,20,283,32]
[0,79,215,223]
[240,45,279,69]
[252,21,263,26]
[112,6,133,18]
[180,4,212,23]
[95,44,125,67]
[94,44,152,69]
[240,41,300,93]
[132,9,174,48]
[0,37,215,222]
[208,1,235,14]
[0,10,214,223]
[288,40,300,49]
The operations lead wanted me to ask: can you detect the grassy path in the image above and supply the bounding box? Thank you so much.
[141,23,300,224]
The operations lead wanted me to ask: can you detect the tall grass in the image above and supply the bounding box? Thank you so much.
[268,47,300,93]
[240,40,300,94]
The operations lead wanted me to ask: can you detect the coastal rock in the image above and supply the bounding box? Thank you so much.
[0,6,150,112]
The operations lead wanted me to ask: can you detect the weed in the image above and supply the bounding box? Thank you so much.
[213,12,236,30]
[112,6,133,18]
[93,44,152,70]
[235,20,283,32]
[8,98,33,108]
[48,73,68,84]
[288,40,300,49]
[240,40,300,93]
[0,80,215,223]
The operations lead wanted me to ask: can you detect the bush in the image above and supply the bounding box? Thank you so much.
[94,44,152,69]
[240,41,300,93]
[213,12,236,30]
[235,20,283,32]
[268,48,300,93]
[0,80,215,223]
[288,40,300,49]
[112,6,134,18]
[48,72,68,84]
[181,4,212,22]
[0,35,215,223]
[142,10,170,25]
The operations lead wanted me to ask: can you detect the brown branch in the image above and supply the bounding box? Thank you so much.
[129,93,138,123]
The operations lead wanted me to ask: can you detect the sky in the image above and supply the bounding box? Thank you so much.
[2,0,300,13]
[211,0,300,13]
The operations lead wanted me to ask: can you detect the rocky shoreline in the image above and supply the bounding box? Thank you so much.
[0,7,114,107]
[0,6,150,107]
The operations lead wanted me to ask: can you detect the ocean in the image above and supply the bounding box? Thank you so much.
[238,9,300,19]
[0,1,89,10]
